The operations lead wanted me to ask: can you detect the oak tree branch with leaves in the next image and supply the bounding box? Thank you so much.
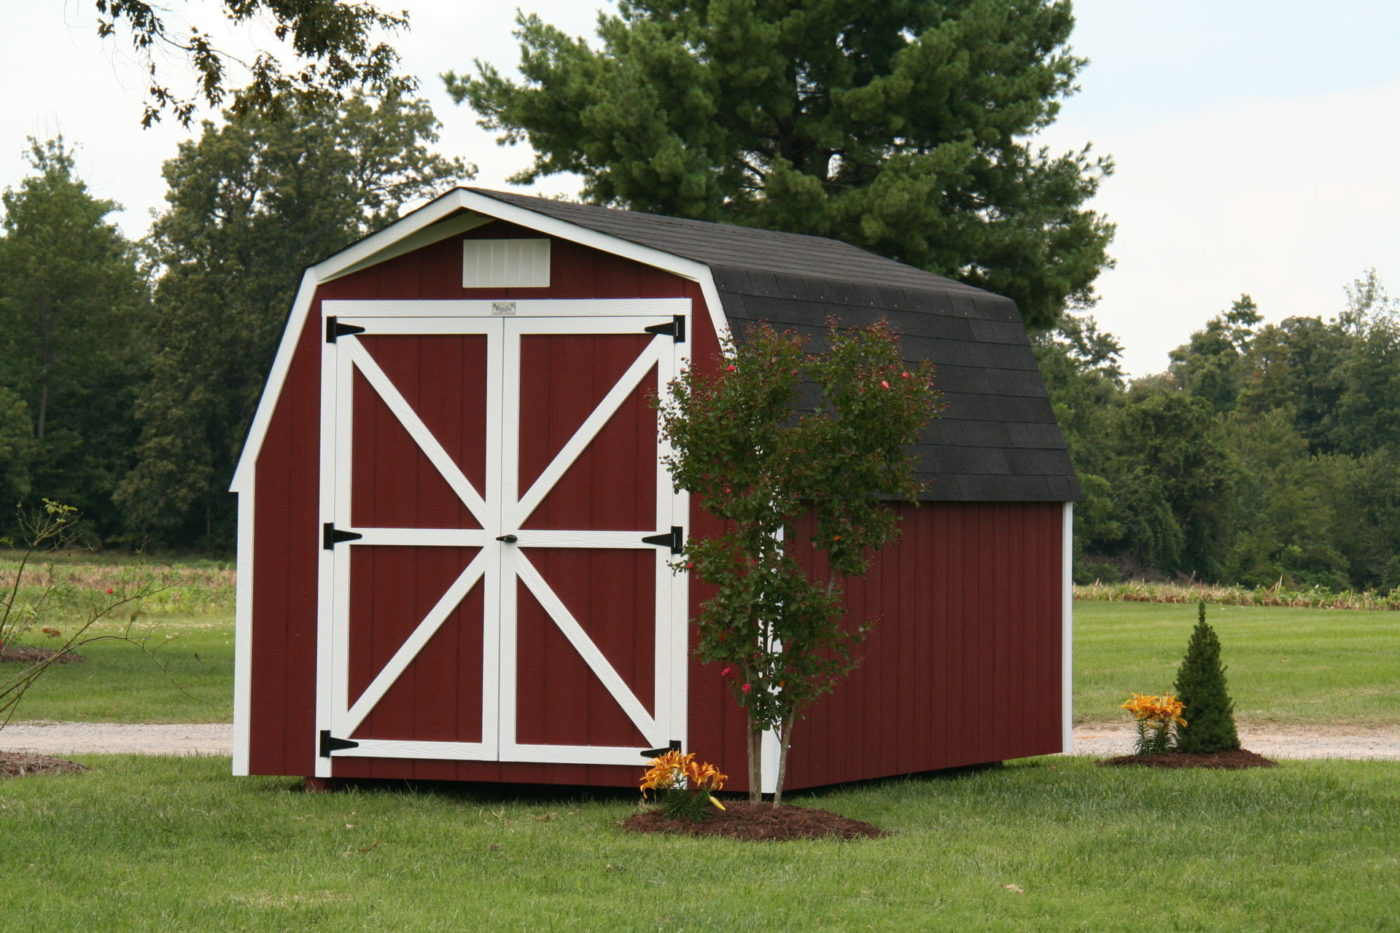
[93,0,412,126]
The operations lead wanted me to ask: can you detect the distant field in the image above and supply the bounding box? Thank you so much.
[4,551,1397,730]
[5,615,234,723]
[1074,600,1400,727]
[0,549,235,615]
[1,551,235,723]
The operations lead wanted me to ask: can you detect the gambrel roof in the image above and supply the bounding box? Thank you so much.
[468,189,1080,503]
[234,187,1080,502]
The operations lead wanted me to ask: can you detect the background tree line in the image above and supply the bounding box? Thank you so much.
[1038,277,1400,592]
[1,0,1395,594]
[0,93,467,549]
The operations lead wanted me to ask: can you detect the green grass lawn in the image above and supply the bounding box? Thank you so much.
[2,755,1396,931]
[6,614,233,722]
[2,551,235,723]
[6,590,1398,728]
[5,570,1397,930]
[1074,601,1400,727]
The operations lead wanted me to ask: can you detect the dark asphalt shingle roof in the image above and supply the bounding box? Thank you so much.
[466,188,1080,503]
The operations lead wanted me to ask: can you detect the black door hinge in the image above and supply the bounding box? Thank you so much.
[643,315,686,343]
[640,739,682,759]
[322,523,364,550]
[325,316,367,343]
[319,730,361,758]
[641,526,684,554]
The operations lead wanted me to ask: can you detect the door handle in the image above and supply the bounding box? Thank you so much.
[496,534,518,543]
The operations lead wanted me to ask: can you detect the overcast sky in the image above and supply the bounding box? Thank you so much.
[6,1,1399,376]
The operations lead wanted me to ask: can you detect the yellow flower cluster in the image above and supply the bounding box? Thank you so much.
[1120,693,1188,727]
[639,750,728,811]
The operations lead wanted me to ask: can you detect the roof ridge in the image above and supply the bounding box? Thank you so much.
[463,186,984,294]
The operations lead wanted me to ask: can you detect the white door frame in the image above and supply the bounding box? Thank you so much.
[314,299,691,776]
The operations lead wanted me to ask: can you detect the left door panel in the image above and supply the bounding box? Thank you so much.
[318,319,502,774]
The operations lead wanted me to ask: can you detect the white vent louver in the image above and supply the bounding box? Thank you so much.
[462,239,551,288]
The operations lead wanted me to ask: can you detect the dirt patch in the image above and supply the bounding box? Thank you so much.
[0,645,83,664]
[1099,748,1278,769]
[620,801,885,841]
[0,751,88,778]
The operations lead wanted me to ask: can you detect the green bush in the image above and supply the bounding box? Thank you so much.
[1173,601,1241,752]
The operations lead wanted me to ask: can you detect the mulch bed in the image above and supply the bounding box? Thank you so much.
[1099,748,1278,769]
[0,645,84,664]
[620,801,886,841]
[0,751,88,778]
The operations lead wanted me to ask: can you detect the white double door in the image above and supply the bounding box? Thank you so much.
[314,299,690,776]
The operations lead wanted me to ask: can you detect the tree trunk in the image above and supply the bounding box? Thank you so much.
[773,712,795,807]
[746,716,762,803]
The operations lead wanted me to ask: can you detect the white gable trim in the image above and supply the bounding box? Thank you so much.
[451,191,729,345]
[328,212,493,282]
[230,188,730,492]
[231,267,318,490]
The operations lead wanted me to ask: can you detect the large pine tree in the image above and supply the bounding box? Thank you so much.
[447,0,1114,329]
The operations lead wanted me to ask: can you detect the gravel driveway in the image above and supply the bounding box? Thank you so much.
[3,721,233,757]
[3,720,1397,760]
[1069,723,1400,760]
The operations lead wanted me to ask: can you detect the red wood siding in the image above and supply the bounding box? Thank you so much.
[782,501,1064,790]
[348,546,484,743]
[246,221,708,787]
[245,217,1067,791]
[320,220,706,303]
[248,309,322,776]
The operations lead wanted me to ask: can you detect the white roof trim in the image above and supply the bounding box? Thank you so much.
[327,212,493,282]
[230,188,730,492]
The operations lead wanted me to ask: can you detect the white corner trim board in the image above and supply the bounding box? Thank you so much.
[1062,501,1074,754]
[230,478,255,776]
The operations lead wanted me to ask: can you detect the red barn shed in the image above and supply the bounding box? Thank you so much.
[231,187,1080,793]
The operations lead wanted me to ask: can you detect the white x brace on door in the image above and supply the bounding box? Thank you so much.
[314,299,690,777]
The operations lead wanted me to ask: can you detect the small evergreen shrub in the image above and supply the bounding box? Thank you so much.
[1173,601,1241,753]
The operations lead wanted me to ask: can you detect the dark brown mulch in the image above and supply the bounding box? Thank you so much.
[619,801,886,841]
[0,644,84,664]
[1099,748,1278,769]
[0,751,88,778]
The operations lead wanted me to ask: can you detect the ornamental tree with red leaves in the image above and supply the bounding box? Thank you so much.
[656,320,941,804]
